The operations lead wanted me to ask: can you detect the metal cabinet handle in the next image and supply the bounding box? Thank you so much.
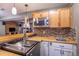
[49,42,52,45]
[60,50,64,55]
[59,45,64,47]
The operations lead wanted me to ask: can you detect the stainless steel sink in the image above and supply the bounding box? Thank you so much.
[1,40,38,55]
[56,36,66,41]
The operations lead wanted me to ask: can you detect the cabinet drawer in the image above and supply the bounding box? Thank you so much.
[51,43,73,50]
[49,48,61,56]
[62,51,73,56]
[40,42,49,56]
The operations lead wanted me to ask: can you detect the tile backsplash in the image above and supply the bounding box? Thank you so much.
[34,27,76,37]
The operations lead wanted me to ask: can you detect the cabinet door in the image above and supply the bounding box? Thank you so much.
[49,42,74,56]
[49,43,61,56]
[40,42,48,56]
[49,10,59,27]
[40,11,48,18]
[32,11,48,18]
[59,7,71,27]
[49,48,73,56]
[31,43,40,56]
[32,12,41,18]
[49,48,61,56]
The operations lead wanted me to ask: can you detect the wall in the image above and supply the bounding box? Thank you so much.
[0,21,5,35]
[72,3,79,56]
[5,21,18,34]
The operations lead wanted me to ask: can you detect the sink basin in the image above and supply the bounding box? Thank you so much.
[56,37,66,41]
[2,40,37,55]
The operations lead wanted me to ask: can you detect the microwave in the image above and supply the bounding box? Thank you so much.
[34,17,48,27]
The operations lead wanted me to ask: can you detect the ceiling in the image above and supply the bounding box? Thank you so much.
[0,3,70,21]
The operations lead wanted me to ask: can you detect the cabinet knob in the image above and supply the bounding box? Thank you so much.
[49,42,52,45]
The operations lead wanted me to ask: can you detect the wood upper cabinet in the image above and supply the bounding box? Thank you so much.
[49,10,59,27]
[32,12,41,18]
[40,11,48,18]
[59,7,71,27]
[32,7,72,28]
[32,11,48,19]
[49,7,71,28]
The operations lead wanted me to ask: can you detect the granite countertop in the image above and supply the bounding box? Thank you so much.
[27,36,77,45]
[0,32,77,45]
[0,33,35,43]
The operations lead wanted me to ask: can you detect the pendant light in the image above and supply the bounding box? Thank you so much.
[12,2,17,15]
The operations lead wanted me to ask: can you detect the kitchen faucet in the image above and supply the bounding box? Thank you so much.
[22,17,30,47]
